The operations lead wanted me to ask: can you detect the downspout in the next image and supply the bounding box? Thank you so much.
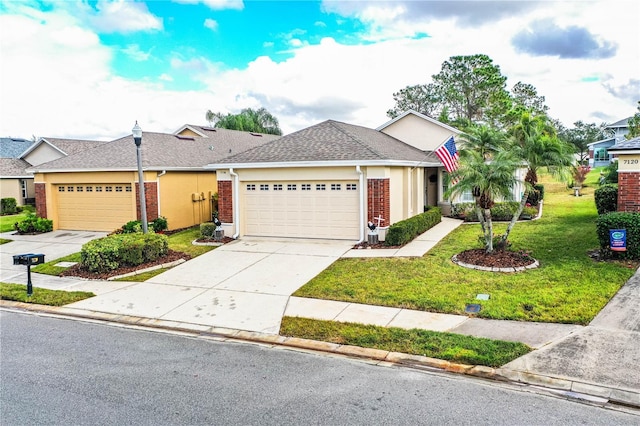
[356,165,365,243]
[229,168,240,239]
[156,170,166,216]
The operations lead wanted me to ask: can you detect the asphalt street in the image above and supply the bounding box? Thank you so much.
[1,311,637,426]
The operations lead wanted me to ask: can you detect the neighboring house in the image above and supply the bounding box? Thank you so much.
[587,117,631,168]
[29,125,279,232]
[1,137,35,205]
[607,136,640,212]
[205,110,518,241]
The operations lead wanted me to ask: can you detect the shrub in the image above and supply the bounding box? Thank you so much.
[80,233,168,273]
[596,212,640,259]
[451,202,536,222]
[151,216,168,233]
[118,216,168,234]
[1,198,17,215]
[526,184,544,206]
[594,184,618,215]
[385,207,441,246]
[601,161,618,184]
[121,220,142,234]
[14,213,53,234]
[200,222,216,238]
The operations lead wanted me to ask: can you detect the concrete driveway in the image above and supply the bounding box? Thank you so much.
[68,237,354,334]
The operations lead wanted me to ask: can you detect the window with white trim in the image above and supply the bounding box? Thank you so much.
[331,183,341,191]
[21,180,27,198]
[246,184,256,191]
[316,184,326,191]
[346,183,357,191]
[274,184,283,191]
[287,184,296,191]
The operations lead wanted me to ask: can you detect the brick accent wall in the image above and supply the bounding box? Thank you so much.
[367,178,390,224]
[618,172,640,212]
[35,183,47,218]
[217,180,233,222]
[135,182,159,222]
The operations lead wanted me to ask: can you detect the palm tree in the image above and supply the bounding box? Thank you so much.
[447,126,522,253]
[205,107,282,135]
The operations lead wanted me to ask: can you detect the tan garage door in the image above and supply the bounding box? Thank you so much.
[55,184,135,231]
[243,181,360,240]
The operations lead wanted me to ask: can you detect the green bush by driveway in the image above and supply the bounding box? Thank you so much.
[294,178,636,325]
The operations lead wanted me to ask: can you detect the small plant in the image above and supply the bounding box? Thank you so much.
[14,212,53,234]
[200,222,216,238]
[571,164,591,188]
[151,216,168,233]
[594,184,618,215]
[1,198,17,215]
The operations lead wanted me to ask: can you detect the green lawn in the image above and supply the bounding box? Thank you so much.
[280,317,531,367]
[0,283,94,305]
[0,212,27,233]
[294,174,634,325]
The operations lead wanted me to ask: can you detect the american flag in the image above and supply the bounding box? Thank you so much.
[435,136,459,173]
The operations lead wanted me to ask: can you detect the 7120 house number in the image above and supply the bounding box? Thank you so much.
[623,159,639,164]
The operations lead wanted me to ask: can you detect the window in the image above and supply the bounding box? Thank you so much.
[273,184,283,191]
[115,186,123,192]
[67,186,74,192]
[346,183,357,191]
[460,190,474,202]
[77,186,83,192]
[125,186,132,192]
[246,184,256,191]
[316,184,326,191]
[21,180,27,198]
[105,186,113,192]
[331,183,341,191]
[301,184,311,191]
[58,186,65,192]
[86,186,93,192]
[260,184,269,191]
[287,184,297,191]
[594,148,609,161]
[96,186,102,192]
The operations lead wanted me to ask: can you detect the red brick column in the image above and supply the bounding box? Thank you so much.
[136,182,158,221]
[35,183,47,218]
[618,172,640,212]
[367,178,390,223]
[217,181,233,223]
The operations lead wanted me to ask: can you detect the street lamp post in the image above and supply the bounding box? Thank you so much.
[132,121,148,234]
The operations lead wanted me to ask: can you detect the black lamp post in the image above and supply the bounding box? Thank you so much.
[132,121,148,234]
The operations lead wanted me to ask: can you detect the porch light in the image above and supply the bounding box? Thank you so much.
[132,121,148,233]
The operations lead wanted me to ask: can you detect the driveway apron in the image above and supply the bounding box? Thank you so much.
[68,238,353,334]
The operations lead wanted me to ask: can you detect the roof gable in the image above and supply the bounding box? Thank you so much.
[376,110,462,151]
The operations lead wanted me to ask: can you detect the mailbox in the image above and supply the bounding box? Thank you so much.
[13,253,45,266]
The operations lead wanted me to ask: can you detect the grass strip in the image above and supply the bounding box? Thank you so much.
[0,212,27,233]
[0,283,94,305]
[280,317,530,367]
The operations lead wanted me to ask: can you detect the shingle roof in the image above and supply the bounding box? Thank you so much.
[30,127,279,172]
[0,138,33,158]
[214,120,439,165]
[0,158,32,177]
[608,136,640,151]
[38,138,108,156]
[607,117,630,129]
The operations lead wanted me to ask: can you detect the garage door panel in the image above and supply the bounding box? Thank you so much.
[243,180,359,240]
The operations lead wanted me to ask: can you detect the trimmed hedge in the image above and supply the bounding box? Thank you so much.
[119,216,168,234]
[594,184,618,215]
[451,202,538,222]
[14,212,53,234]
[200,222,216,238]
[81,233,169,273]
[595,212,640,259]
[1,198,17,215]
[385,207,441,246]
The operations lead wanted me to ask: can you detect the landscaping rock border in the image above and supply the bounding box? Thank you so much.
[452,254,539,273]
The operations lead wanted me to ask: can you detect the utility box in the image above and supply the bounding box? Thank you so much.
[378,226,389,242]
[13,253,45,266]
[367,233,379,245]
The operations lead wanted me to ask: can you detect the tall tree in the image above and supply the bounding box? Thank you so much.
[558,120,609,164]
[205,107,283,135]
[626,101,640,139]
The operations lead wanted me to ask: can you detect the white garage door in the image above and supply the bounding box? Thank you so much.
[243,181,360,239]
[55,184,135,231]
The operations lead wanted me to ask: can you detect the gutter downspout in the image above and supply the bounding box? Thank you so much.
[156,170,166,216]
[229,168,240,239]
[356,165,365,243]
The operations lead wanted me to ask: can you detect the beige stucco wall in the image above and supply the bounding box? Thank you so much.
[23,143,65,167]
[0,179,22,203]
[158,171,217,230]
[617,155,640,172]
[177,128,203,138]
[380,113,459,151]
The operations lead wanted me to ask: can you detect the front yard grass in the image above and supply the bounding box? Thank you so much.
[280,317,531,367]
[0,283,94,305]
[31,226,214,279]
[294,176,635,325]
[0,212,27,233]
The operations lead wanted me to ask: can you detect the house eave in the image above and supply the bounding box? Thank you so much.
[173,125,208,138]
[27,166,208,174]
[205,159,441,171]
[375,109,463,135]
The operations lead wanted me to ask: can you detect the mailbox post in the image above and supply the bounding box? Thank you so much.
[13,253,45,296]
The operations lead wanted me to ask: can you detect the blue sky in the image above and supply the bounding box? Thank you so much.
[1,0,638,140]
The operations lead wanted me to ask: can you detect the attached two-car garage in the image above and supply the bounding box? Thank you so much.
[242,180,360,240]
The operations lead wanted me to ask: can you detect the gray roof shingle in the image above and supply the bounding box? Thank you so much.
[38,138,108,156]
[0,138,33,158]
[0,158,32,177]
[30,127,279,172]
[214,120,439,165]
[608,136,640,151]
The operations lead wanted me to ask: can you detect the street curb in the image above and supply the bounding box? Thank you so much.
[2,301,638,409]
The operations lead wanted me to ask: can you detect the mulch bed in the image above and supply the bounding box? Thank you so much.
[455,248,535,268]
[59,249,191,280]
[195,236,235,244]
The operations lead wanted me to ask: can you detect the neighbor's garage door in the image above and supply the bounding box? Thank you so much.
[243,181,359,239]
[55,184,135,231]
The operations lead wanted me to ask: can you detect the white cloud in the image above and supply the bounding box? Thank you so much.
[172,0,243,11]
[204,18,218,31]
[159,74,174,82]
[122,44,152,61]
[90,0,163,33]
